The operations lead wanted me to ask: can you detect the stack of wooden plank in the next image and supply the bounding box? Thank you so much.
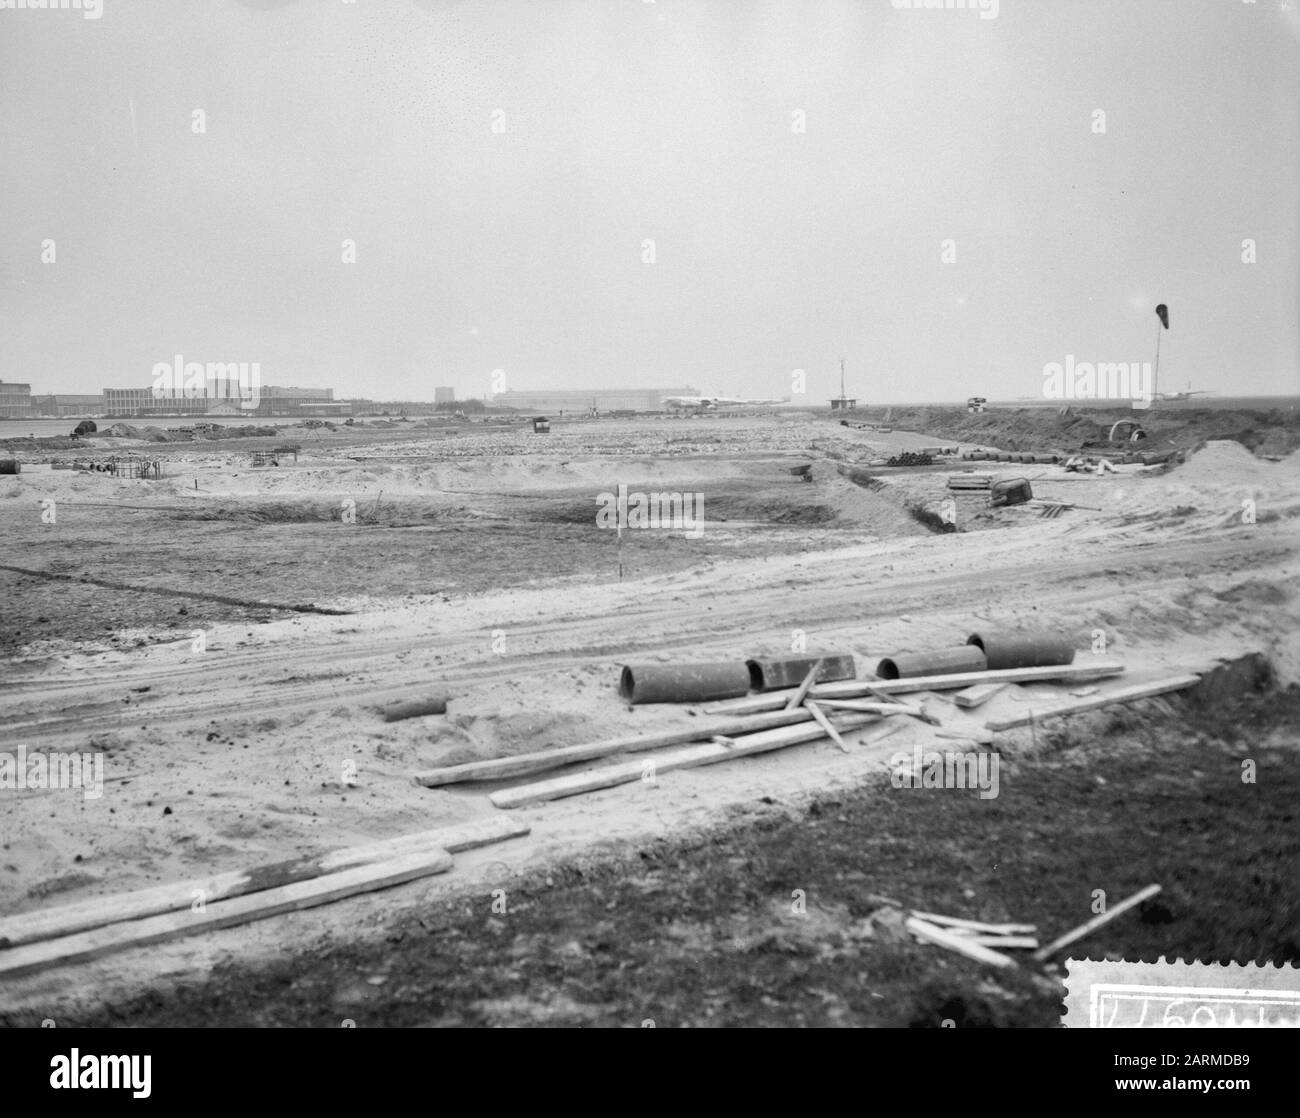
[946,473,993,491]
[907,911,1039,968]
[0,816,529,978]
[700,661,1128,717]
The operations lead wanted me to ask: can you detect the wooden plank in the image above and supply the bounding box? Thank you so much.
[986,677,1200,731]
[1033,884,1162,962]
[866,722,906,746]
[953,682,1007,709]
[857,680,912,707]
[934,729,995,744]
[0,847,454,979]
[815,699,924,717]
[804,702,849,753]
[412,708,815,787]
[965,935,1039,949]
[911,911,1036,935]
[489,713,878,810]
[905,916,1016,968]
[0,816,525,949]
[821,697,940,726]
[785,659,824,710]
[701,661,1128,716]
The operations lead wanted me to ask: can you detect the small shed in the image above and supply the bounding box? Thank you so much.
[532,416,551,433]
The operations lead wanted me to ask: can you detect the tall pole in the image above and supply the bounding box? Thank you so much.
[1153,320,1161,403]
[840,357,846,399]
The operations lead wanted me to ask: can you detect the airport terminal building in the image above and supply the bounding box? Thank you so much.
[102,384,343,418]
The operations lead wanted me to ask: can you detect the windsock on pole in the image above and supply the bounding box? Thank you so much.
[1151,303,1169,404]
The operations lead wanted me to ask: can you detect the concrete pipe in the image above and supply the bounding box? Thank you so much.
[381,697,449,722]
[619,662,752,705]
[746,654,857,692]
[966,631,1076,671]
[0,459,19,475]
[876,646,987,680]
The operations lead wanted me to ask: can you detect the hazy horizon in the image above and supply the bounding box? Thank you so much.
[3,0,1297,405]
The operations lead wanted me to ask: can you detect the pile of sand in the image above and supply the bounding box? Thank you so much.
[1175,440,1280,484]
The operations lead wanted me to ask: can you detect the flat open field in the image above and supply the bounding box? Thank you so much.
[1,411,1298,1025]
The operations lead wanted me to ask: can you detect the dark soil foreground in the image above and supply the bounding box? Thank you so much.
[6,688,1297,1029]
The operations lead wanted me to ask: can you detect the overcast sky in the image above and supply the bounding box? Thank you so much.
[2,0,1297,404]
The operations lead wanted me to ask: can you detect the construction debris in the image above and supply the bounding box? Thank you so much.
[0,849,455,979]
[784,659,825,710]
[816,697,940,727]
[876,646,987,680]
[804,701,850,752]
[1064,455,1118,474]
[911,912,1036,935]
[1032,884,1162,962]
[905,915,1017,968]
[0,816,531,978]
[746,654,856,691]
[381,696,450,722]
[703,661,1126,717]
[0,815,528,951]
[989,477,1033,508]
[953,682,1007,709]
[618,661,753,705]
[986,676,1201,731]
[413,707,822,786]
[946,472,992,491]
[966,631,1075,671]
[489,713,878,809]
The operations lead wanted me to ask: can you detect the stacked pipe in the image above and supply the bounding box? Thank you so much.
[620,654,857,705]
[620,631,1076,703]
[875,629,1077,679]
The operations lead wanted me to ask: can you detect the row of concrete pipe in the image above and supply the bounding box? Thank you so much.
[619,633,1077,705]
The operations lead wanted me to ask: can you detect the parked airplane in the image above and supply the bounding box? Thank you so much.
[1153,383,1215,403]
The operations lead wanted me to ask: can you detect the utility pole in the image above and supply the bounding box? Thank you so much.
[840,357,846,400]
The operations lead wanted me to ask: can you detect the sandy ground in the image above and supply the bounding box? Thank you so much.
[0,414,1297,1015]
